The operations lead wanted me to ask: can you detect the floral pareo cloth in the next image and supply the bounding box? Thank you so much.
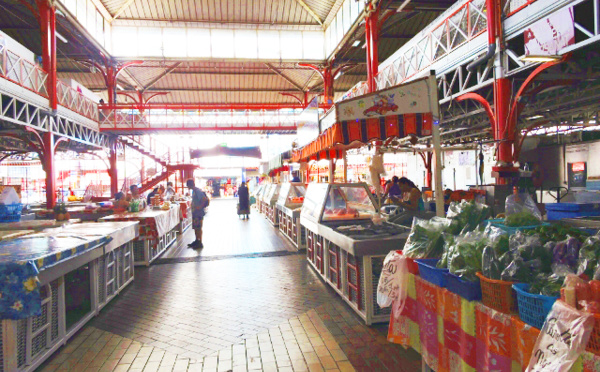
[0,235,110,320]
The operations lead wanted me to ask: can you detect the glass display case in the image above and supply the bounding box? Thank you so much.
[277,183,306,209]
[301,183,377,224]
[264,184,281,206]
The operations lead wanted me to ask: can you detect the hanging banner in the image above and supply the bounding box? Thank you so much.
[336,75,439,122]
[524,7,574,56]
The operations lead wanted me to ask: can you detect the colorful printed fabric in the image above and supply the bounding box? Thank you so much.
[0,234,110,320]
[388,274,600,371]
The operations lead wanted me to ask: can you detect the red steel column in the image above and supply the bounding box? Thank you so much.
[365,6,380,93]
[322,65,334,106]
[106,66,116,105]
[109,140,118,196]
[38,0,57,109]
[43,131,56,208]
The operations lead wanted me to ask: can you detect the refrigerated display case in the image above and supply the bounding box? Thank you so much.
[300,183,409,324]
[262,184,281,226]
[276,183,306,249]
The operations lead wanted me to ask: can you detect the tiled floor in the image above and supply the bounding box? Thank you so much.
[38,199,422,371]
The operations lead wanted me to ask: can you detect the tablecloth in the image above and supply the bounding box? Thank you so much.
[0,219,81,231]
[0,230,34,241]
[0,234,111,320]
[388,274,600,371]
[43,221,139,251]
[100,205,180,239]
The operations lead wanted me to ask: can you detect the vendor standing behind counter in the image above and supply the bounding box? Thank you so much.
[383,177,424,211]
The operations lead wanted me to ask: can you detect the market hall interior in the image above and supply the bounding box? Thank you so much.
[36,198,422,372]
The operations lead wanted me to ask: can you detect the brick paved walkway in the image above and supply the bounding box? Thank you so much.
[38,199,422,371]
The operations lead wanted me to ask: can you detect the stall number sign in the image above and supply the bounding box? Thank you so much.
[527,301,593,372]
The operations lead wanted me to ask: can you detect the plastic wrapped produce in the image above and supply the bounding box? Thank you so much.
[402,217,451,259]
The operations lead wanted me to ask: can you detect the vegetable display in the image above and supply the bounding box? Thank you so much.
[446,200,491,235]
[403,217,451,259]
[504,211,541,227]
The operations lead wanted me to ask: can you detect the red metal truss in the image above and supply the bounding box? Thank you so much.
[100,103,305,110]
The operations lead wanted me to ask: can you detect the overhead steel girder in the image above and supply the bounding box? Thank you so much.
[0,89,110,148]
[101,103,305,111]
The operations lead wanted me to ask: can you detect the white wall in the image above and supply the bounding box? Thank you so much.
[0,31,35,63]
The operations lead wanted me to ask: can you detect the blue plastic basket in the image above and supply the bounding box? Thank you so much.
[0,203,22,223]
[445,272,482,301]
[415,259,449,287]
[485,219,549,235]
[513,283,558,329]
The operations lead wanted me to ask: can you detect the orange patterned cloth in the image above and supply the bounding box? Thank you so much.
[388,273,600,371]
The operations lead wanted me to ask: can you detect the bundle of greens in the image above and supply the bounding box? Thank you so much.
[529,273,564,297]
[403,217,451,259]
[446,200,491,235]
[577,235,600,278]
[523,224,590,245]
[504,211,541,227]
[438,230,488,282]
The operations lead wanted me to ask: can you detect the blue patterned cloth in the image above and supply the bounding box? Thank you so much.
[0,234,111,320]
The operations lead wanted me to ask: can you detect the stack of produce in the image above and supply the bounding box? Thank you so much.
[446,200,492,235]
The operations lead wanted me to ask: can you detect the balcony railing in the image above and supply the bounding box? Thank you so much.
[99,109,299,132]
[0,44,48,97]
[337,0,542,98]
[56,81,99,121]
[338,81,368,102]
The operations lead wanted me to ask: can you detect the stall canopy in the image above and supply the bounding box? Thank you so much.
[292,75,438,163]
[268,150,292,174]
[190,145,262,159]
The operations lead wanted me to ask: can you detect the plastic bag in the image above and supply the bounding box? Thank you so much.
[376,251,408,315]
[0,187,20,204]
[403,217,451,259]
[577,235,600,277]
[446,200,491,235]
[505,192,542,221]
[442,229,488,281]
[526,300,594,372]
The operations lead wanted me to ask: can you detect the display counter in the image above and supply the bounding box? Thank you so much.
[0,230,34,241]
[300,183,409,325]
[35,207,115,222]
[258,184,272,215]
[99,205,180,266]
[263,184,281,227]
[253,184,265,213]
[276,183,306,249]
[0,221,139,372]
[0,219,81,231]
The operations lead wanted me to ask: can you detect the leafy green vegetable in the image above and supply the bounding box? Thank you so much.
[529,274,563,297]
[403,217,451,259]
[442,231,486,282]
[447,200,491,235]
[524,223,591,245]
[504,211,541,227]
[577,235,600,278]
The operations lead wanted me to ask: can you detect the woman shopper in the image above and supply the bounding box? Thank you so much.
[397,177,425,211]
[237,182,250,219]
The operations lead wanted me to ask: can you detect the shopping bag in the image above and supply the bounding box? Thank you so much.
[377,250,408,315]
[527,300,594,372]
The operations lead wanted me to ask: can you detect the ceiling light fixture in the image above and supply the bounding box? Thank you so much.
[520,55,561,62]
[527,115,544,120]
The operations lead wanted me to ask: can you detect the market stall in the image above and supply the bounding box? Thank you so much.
[0,219,81,232]
[300,182,409,324]
[99,205,180,266]
[276,182,306,249]
[0,221,139,372]
[263,183,281,227]
[252,184,265,213]
[258,184,272,215]
[176,200,192,233]
[35,206,116,222]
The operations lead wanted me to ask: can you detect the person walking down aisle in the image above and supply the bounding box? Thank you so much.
[187,179,210,249]
[237,182,250,219]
